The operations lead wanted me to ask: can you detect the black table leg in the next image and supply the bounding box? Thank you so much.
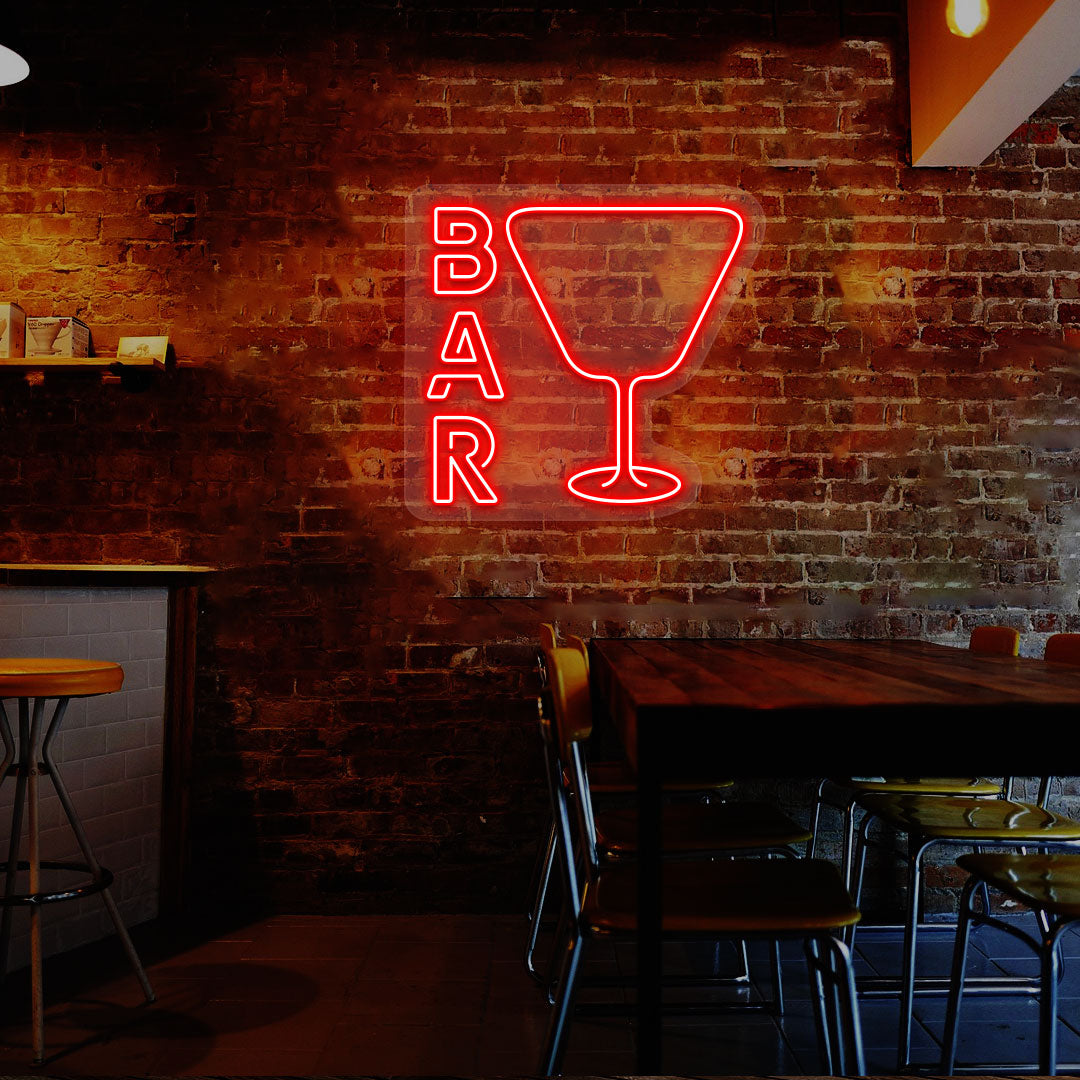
[636,711,663,1072]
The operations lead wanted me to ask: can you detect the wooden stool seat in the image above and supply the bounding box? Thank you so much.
[0,659,123,698]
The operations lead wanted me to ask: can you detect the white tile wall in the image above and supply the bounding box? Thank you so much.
[0,587,167,972]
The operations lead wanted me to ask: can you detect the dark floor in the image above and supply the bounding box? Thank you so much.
[0,911,1077,1074]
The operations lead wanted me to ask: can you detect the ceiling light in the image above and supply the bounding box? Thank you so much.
[947,0,990,37]
[0,44,29,86]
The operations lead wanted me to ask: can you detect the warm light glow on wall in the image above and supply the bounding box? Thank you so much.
[946,0,990,37]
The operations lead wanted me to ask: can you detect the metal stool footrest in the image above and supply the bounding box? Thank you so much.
[0,860,113,906]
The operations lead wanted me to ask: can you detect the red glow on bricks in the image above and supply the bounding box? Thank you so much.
[405,187,761,520]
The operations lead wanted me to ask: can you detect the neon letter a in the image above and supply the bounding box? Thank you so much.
[426,311,505,400]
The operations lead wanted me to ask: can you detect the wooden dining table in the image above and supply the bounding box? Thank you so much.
[588,637,1080,1073]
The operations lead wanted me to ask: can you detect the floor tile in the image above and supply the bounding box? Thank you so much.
[0,908,1075,1075]
[357,936,492,981]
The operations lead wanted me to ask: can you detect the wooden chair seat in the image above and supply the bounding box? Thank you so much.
[584,857,861,935]
[954,852,1080,917]
[858,792,1080,842]
[588,759,733,794]
[0,659,123,698]
[835,776,1000,796]
[596,800,811,858]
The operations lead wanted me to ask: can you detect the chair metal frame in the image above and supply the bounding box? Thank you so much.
[942,867,1079,1075]
[538,693,865,1076]
[809,776,1004,890]
[849,776,1080,1070]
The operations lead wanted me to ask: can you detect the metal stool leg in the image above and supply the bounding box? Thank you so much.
[0,699,26,977]
[39,698,154,1004]
[27,698,46,1065]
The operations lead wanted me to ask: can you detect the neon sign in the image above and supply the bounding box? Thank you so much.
[404,187,762,521]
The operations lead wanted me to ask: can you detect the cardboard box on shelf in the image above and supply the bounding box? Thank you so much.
[25,317,90,358]
[0,303,25,358]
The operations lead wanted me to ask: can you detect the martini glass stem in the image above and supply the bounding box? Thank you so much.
[603,379,648,490]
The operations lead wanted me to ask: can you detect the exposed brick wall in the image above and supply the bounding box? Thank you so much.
[0,1,1077,912]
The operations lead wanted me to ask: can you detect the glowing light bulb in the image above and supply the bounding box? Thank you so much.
[946,0,989,37]
[0,44,28,86]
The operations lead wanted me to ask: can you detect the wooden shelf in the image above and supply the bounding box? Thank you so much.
[0,354,165,371]
[0,563,214,573]
[0,563,216,586]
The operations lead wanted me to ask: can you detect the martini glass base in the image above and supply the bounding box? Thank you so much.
[567,465,683,505]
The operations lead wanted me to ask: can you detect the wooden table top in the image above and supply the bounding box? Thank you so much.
[590,638,1080,774]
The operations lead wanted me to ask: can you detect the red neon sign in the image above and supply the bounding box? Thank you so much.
[504,205,744,505]
[432,207,498,296]
[404,187,762,521]
[431,415,499,504]
[426,310,505,401]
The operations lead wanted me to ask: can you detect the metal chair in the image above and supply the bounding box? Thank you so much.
[851,779,1080,1068]
[525,625,735,986]
[942,852,1080,1075]
[968,625,1020,656]
[808,627,1017,886]
[539,644,865,1076]
[940,633,1080,1075]
[1044,632,1080,665]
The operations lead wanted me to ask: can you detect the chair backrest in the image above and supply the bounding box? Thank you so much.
[539,623,557,653]
[1045,633,1080,666]
[969,625,1020,657]
[545,644,602,867]
[546,646,593,758]
[566,633,590,676]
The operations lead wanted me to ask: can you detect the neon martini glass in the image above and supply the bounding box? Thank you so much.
[505,205,745,505]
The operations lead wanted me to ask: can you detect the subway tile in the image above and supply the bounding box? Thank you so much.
[61,725,108,762]
[87,632,132,663]
[67,602,112,634]
[0,637,44,658]
[103,778,146,815]
[108,601,151,632]
[83,753,127,789]
[105,718,147,754]
[129,629,167,661]
[125,745,162,780]
[119,659,150,690]
[20,605,70,637]
[125,686,165,721]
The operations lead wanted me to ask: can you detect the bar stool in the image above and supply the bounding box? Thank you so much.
[0,659,155,1064]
